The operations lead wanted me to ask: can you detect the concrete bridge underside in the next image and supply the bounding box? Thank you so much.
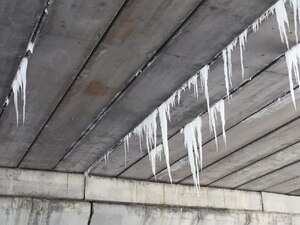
[1,0,300,224]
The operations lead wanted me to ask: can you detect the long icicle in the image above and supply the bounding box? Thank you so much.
[209,99,226,149]
[149,144,163,180]
[12,42,35,125]
[275,0,290,48]
[182,116,203,190]
[285,43,300,108]
[239,30,248,80]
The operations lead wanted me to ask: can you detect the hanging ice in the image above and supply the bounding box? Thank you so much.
[187,74,199,98]
[133,110,158,154]
[12,41,35,125]
[209,99,226,149]
[149,144,163,179]
[252,4,275,32]
[123,133,131,166]
[222,39,237,98]
[275,0,290,48]
[199,65,210,110]
[285,43,300,108]
[239,30,248,80]
[158,95,176,183]
[181,116,203,189]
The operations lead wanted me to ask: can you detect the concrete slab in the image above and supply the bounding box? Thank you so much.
[20,0,202,170]
[238,161,300,191]
[55,0,278,173]
[265,176,300,194]
[0,0,126,167]
[91,203,299,225]
[0,168,84,199]
[85,176,262,211]
[210,142,300,188]
[262,192,300,214]
[0,197,90,225]
[290,189,300,196]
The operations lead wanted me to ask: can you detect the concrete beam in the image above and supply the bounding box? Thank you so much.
[85,176,262,211]
[0,197,90,225]
[262,192,300,214]
[0,168,84,199]
[0,167,300,216]
[91,203,300,225]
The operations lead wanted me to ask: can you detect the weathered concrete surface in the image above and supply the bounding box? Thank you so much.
[238,161,300,191]
[20,0,202,170]
[54,0,277,173]
[0,196,299,225]
[0,168,299,224]
[91,203,300,225]
[265,176,300,194]
[0,0,45,104]
[0,0,126,167]
[263,192,300,214]
[210,141,300,188]
[86,176,262,211]
[0,197,90,225]
[0,168,84,199]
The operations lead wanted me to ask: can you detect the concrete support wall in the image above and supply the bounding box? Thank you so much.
[0,168,299,224]
[0,197,90,225]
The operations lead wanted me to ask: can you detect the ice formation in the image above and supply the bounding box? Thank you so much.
[290,0,300,42]
[123,133,131,166]
[275,0,290,48]
[239,30,248,79]
[222,39,237,98]
[181,116,203,189]
[209,99,226,149]
[12,41,35,125]
[285,43,300,108]
[158,96,176,183]
[149,144,163,179]
[252,5,275,33]
[187,74,199,98]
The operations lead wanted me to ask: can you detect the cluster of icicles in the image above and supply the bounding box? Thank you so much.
[10,0,300,189]
[116,0,300,190]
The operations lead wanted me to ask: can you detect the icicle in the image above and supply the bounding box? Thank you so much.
[199,65,210,110]
[123,133,131,166]
[181,116,203,190]
[157,94,176,183]
[252,4,276,33]
[285,43,300,108]
[209,99,226,149]
[239,30,248,80]
[133,110,158,154]
[11,41,35,125]
[275,0,290,48]
[222,39,237,98]
[187,75,199,98]
[149,144,163,179]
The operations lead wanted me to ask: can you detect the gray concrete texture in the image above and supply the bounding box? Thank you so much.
[0,0,300,205]
[0,168,299,224]
[1,197,300,225]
